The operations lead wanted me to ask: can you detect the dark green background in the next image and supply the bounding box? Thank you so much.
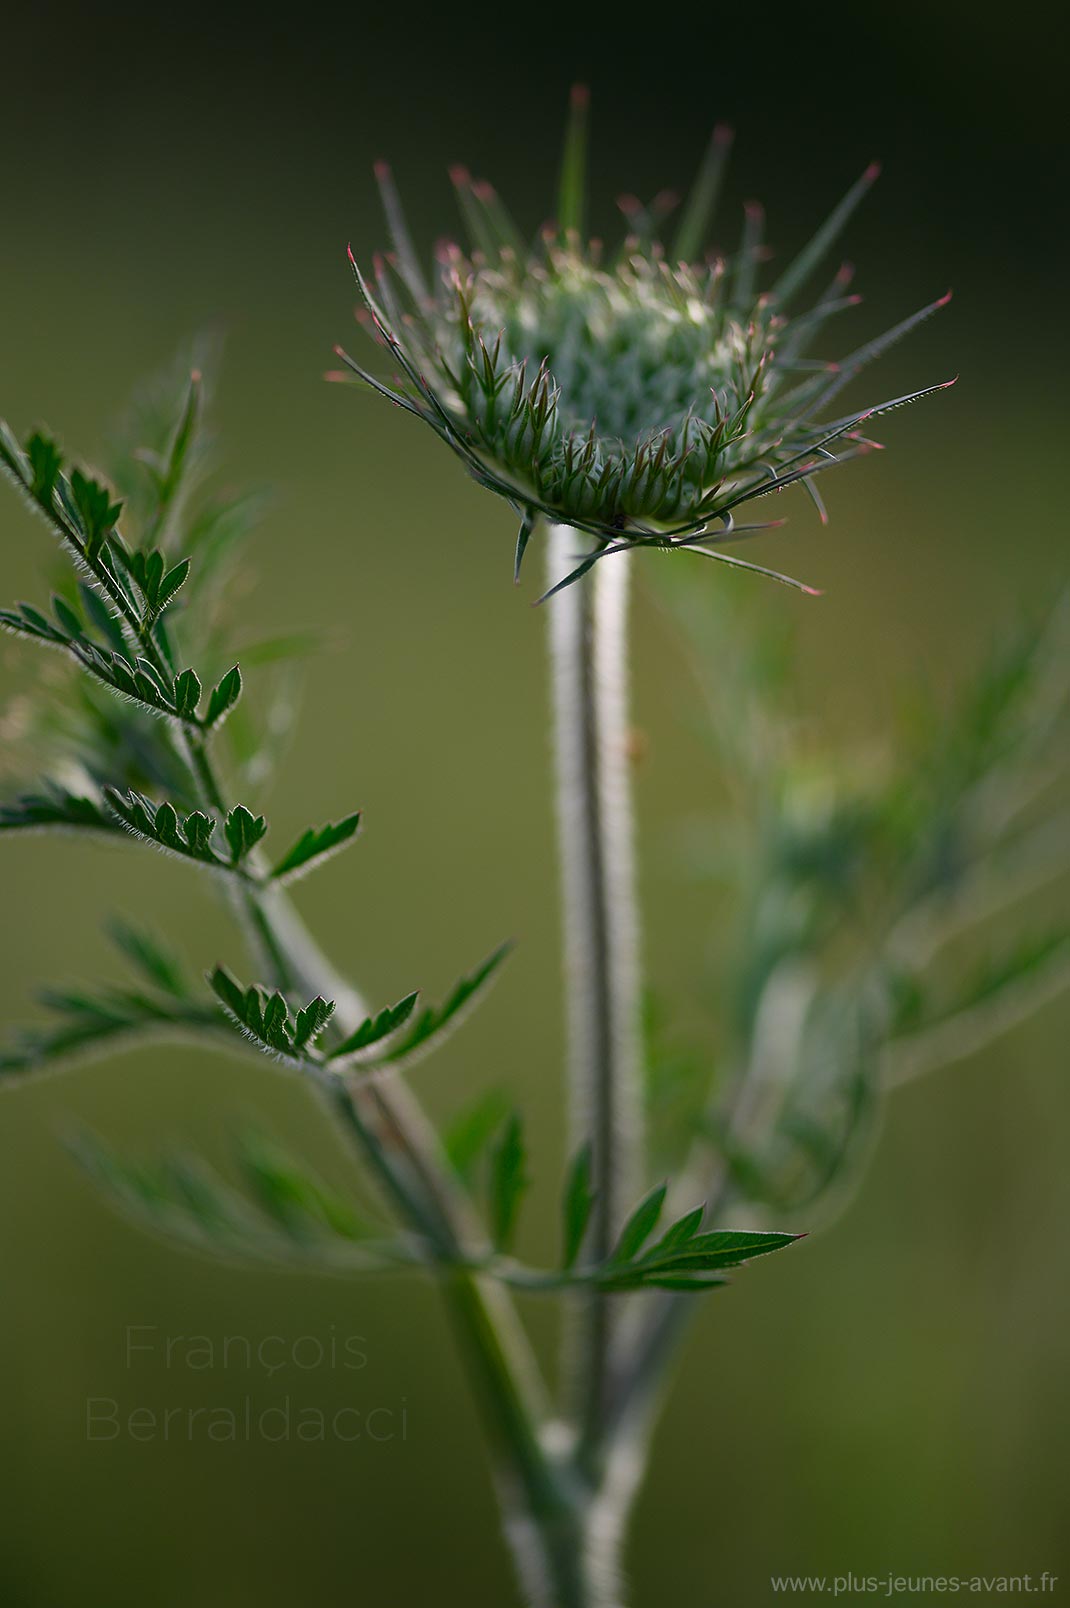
[0,5,1066,1605]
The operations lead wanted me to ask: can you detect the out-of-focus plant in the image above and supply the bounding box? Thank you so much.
[1,94,1064,1608]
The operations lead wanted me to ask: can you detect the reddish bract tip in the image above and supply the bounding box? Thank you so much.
[449,164,471,188]
[940,375,959,388]
[346,243,357,268]
[936,288,954,307]
[571,83,590,109]
[836,260,856,286]
[332,343,346,356]
[190,369,202,384]
[863,160,882,183]
[713,122,735,146]
[617,193,642,217]
[473,180,496,202]
[373,160,391,181]
[744,199,764,220]
[801,585,825,598]
[323,370,347,383]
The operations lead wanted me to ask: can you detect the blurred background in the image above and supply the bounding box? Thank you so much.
[0,3,1066,1604]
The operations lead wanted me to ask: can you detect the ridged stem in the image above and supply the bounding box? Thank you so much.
[547,525,644,1479]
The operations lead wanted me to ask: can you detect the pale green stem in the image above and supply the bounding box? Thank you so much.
[547,525,644,1479]
[31,488,599,1606]
[179,708,583,1606]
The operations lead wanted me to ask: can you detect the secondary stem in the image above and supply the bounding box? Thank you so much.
[180,710,591,1605]
[547,525,644,1477]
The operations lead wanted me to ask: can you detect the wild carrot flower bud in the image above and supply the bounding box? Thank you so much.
[337,88,953,599]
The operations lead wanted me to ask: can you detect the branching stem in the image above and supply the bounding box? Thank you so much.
[174,658,581,1605]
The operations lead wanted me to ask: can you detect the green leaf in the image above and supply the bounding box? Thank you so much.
[77,581,126,652]
[172,667,202,718]
[941,933,1070,1021]
[443,1089,510,1186]
[155,557,191,615]
[224,803,267,863]
[0,420,28,485]
[207,965,335,1065]
[70,468,122,557]
[70,1129,402,1276]
[132,656,171,705]
[208,964,246,1021]
[210,969,290,1054]
[0,983,217,1077]
[608,1182,668,1265]
[599,1226,801,1292]
[327,991,419,1060]
[0,601,66,644]
[144,369,203,541]
[375,942,512,1069]
[26,432,63,503]
[561,1142,596,1270]
[105,789,225,867]
[270,812,362,883]
[488,1112,528,1253]
[71,1134,236,1237]
[235,1131,367,1243]
[51,593,84,639]
[294,996,336,1050]
[886,931,1070,1088]
[2,601,203,720]
[107,918,189,999]
[647,1205,706,1253]
[205,664,242,727]
[0,783,119,837]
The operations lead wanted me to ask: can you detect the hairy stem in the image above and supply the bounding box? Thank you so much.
[182,708,586,1607]
[547,526,644,1477]
[78,524,601,1605]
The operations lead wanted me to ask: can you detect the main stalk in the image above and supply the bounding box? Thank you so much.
[547,525,644,1476]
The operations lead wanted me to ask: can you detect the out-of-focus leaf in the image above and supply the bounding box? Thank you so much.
[488,1112,528,1253]
[443,1089,510,1186]
[0,983,218,1078]
[70,1130,406,1275]
[0,782,120,837]
[107,917,189,999]
[560,1142,596,1269]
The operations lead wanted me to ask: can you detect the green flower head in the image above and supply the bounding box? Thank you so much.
[336,88,953,600]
